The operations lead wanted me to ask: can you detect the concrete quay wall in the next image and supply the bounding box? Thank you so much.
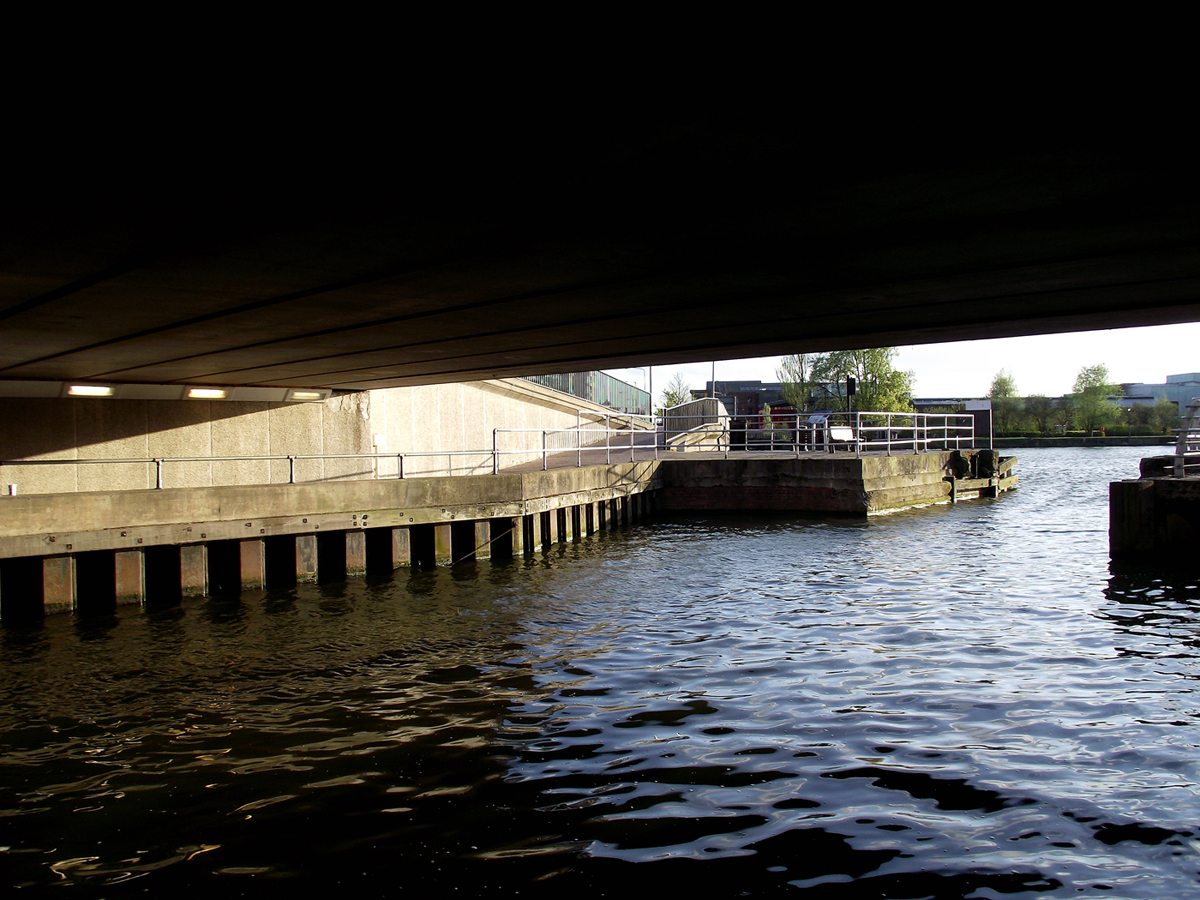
[0,451,997,619]
[658,452,959,514]
[0,378,646,495]
[1110,476,1200,561]
[0,462,661,619]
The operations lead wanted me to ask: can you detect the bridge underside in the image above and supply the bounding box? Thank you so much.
[4,123,1199,393]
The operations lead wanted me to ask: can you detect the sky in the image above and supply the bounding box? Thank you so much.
[605,322,1200,403]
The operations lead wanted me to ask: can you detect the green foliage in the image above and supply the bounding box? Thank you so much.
[1052,394,1075,432]
[799,348,914,413]
[1024,394,1053,434]
[988,370,1017,399]
[776,354,813,412]
[1151,396,1179,434]
[1071,364,1121,435]
[988,369,1019,433]
[659,372,692,410]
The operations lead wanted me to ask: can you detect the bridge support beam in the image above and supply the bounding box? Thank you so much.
[115,550,145,605]
[240,539,265,590]
[43,556,75,614]
[392,528,411,568]
[434,524,453,566]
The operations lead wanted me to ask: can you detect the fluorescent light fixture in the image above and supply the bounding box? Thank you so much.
[186,388,228,399]
[67,385,115,397]
[286,389,328,402]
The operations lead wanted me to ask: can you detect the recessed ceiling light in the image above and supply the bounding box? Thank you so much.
[287,389,326,401]
[67,385,115,397]
[187,388,227,399]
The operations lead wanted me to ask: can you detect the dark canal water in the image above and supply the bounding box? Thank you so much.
[2,447,1198,898]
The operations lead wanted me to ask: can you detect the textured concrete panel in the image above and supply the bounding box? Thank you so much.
[239,538,265,589]
[392,527,411,568]
[346,530,366,576]
[296,534,318,582]
[323,393,373,482]
[433,524,452,566]
[213,403,271,486]
[506,517,523,555]
[180,544,207,596]
[76,400,151,492]
[146,400,214,488]
[42,555,75,613]
[383,388,414,477]
[0,399,78,495]
[474,521,490,559]
[268,402,325,484]
[114,549,145,604]
[438,385,465,473]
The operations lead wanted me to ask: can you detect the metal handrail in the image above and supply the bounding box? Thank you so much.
[2,411,976,494]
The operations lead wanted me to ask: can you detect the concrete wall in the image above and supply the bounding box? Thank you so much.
[1110,476,1200,561]
[0,379,644,496]
[658,451,961,514]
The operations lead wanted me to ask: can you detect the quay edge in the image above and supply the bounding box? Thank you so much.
[1110,476,1200,561]
[659,451,1015,515]
[1,451,1015,618]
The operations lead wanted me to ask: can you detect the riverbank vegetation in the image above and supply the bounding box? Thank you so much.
[977,364,1179,437]
[777,349,915,414]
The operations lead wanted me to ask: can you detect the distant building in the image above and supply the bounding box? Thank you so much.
[1119,373,1200,411]
[912,397,973,412]
[523,371,650,415]
[691,381,787,418]
[692,380,852,418]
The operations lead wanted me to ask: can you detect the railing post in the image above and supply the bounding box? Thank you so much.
[399,454,404,479]
[493,429,499,475]
[606,415,611,464]
[856,412,862,459]
[154,458,163,489]
[288,455,296,484]
[630,424,635,462]
[543,431,548,471]
[795,413,800,458]
[578,411,583,468]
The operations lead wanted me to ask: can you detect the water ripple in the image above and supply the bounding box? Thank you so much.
[2,447,1199,895]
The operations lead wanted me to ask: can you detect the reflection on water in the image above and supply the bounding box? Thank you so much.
[2,447,1198,897]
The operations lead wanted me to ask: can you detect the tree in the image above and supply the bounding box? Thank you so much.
[659,372,692,410]
[988,369,1019,434]
[776,354,814,412]
[1151,396,1179,434]
[1123,403,1152,433]
[1072,364,1121,436]
[1025,394,1053,434]
[1052,394,1075,433]
[807,348,914,413]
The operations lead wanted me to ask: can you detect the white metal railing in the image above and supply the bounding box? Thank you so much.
[1,410,975,494]
[717,410,974,459]
[1173,398,1200,476]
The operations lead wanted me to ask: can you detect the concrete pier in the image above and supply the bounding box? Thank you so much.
[1110,476,1200,561]
[0,462,659,619]
[658,451,1002,515]
[0,451,1013,619]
